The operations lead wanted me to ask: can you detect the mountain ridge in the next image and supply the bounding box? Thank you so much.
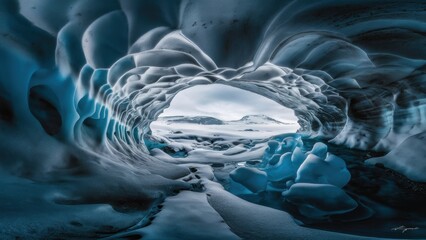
[159,114,293,125]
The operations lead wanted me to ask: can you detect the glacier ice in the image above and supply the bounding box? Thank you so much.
[366,131,426,182]
[296,152,351,188]
[229,167,268,193]
[1,0,426,238]
[231,136,356,219]
[282,183,358,219]
[2,0,424,154]
[308,142,328,159]
[265,152,295,182]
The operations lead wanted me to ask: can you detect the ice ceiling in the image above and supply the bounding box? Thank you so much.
[4,0,425,153]
[1,0,426,238]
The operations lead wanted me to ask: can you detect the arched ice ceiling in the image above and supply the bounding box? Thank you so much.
[0,0,425,159]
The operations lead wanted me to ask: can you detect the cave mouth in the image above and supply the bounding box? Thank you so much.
[147,83,300,161]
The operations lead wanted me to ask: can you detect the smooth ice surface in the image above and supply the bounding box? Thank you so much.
[230,167,268,193]
[0,171,146,239]
[308,142,328,159]
[366,131,426,182]
[282,183,358,218]
[230,136,356,220]
[296,153,351,188]
[266,152,295,182]
[205,176,384,240]
[113,191,240,240]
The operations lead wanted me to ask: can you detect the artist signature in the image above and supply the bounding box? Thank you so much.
[391,225,419,234]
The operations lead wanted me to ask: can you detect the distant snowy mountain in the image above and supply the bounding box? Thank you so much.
[161,116,224,125]
[230,115,288,125]
[159,114,292,125]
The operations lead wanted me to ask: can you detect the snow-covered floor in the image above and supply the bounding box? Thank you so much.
[2,120,425,239]
[106,163,387,240]
[143,120,426,239]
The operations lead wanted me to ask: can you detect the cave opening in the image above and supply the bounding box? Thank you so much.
[148,83,300,161]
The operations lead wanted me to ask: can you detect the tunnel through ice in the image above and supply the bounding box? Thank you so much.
[1,0,426,239]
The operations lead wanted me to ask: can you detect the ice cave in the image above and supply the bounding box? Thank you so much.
[1,0,426,239]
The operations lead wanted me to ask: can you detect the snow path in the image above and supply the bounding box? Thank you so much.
[111,164,393,240]
[106,163,240,239]
[205,179,389,240]
[137,191,240,240]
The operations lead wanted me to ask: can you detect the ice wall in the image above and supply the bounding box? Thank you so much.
[0,0,425,188]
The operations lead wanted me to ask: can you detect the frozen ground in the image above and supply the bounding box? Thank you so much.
[1,115,425,239]
[143,119,426,239]
[106,163,387,240]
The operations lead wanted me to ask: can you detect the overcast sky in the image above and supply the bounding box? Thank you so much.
[159,84,298,123]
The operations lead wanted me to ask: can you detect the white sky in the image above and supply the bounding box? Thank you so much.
[159,84,299,123]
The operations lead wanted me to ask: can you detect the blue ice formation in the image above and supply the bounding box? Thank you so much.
[229,167,268,193]
[282,183,358,219]
[366,131,426,182]
[0,0,425,185]
[231,136,356,219]
[296,150,351,188]
[0,0,426,237]
[1,0,424,156]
